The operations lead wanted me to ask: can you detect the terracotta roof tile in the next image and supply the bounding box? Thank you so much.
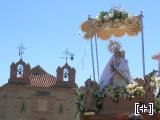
[31,65,47,74]
[29,74,56,88]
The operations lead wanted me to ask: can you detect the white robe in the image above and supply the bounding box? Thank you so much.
[99,55,131,90]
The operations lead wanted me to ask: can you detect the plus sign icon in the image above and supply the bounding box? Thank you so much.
[135,103,153,115]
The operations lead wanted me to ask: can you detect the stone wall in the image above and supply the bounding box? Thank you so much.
[0,85,77,120]
[0,98,6,120]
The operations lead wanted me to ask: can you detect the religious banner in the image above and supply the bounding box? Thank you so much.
[81,7,141,40]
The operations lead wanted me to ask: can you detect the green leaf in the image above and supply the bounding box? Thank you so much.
[59,103,64,114]
[20,102,26,114]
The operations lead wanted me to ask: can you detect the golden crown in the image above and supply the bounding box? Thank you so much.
[108,40,121,53]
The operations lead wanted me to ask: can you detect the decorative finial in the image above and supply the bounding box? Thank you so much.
[17,44,26,59]
[61,49,74,63]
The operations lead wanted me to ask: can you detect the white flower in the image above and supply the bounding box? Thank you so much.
[150,82,155,87]
[128,13,131,18]
[131,96,134,99]
[104,15,109,20]
[129,91,135,95]
[126,82,138,90]
[108,13,113,18]
[96,16,99,20]
[136,87,143,90]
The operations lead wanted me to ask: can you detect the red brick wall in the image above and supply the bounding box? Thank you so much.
[100,97,135,114]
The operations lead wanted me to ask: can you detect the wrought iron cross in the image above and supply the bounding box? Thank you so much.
[17,44,26,59]
[61,49,74,63]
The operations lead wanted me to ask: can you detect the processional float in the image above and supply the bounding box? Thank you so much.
[77,7,160,120]
[80,7,145,82]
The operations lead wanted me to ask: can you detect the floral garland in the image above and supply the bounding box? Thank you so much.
[97,7,130,22]
[104,83,144,103]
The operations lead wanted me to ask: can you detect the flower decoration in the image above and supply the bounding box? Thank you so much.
[97,7,129,22]
[104,82,144,103]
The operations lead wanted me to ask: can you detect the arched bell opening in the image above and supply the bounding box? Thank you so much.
[17,64,24,78]
[63,68,69,81]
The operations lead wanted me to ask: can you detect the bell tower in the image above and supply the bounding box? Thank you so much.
[8,44,31,85]
[55,49,76,87]
[56,63,76,87]
[8,59,31,85]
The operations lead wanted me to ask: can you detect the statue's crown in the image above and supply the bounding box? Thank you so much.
[108,40,121,53]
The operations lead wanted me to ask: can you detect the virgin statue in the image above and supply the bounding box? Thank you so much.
[99,40,131,90]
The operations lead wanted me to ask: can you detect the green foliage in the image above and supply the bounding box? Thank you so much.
[99,11,106,20]
[75,111,81,120]
[148,70,158,77]
[155,97,160,112]
[75,87,85,120]
[94,90,104,110]
[75,81,103,120]
[20,102,26,114]
[104,86,144,103]
[98,8,129,21]
[59,103,64,114]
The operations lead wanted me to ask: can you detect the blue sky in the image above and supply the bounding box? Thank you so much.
[0,0,160,86]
